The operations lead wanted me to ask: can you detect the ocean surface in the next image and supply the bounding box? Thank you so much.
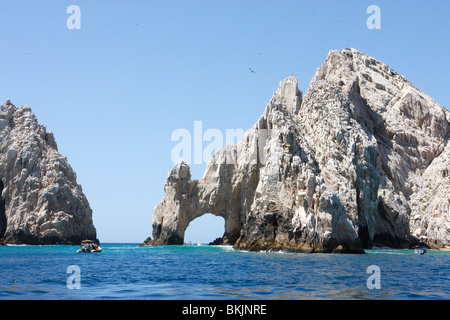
[0,243,449,300]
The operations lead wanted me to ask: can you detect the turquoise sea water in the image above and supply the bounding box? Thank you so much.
[0,243,449,300]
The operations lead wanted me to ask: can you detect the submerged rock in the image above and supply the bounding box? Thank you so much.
[0,100,96,244]
[143,48,450,253]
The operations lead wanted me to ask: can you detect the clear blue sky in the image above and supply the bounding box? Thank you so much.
[1,1,449,243]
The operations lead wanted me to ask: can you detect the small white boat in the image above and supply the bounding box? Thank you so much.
[77,240,102,253]
[414,246,426,255]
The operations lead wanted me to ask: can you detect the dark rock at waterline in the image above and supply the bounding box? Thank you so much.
[139,237,153,246]
[209,237,223,246]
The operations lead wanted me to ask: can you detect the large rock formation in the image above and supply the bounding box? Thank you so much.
[142,48,450,253]
[0,100,96,244]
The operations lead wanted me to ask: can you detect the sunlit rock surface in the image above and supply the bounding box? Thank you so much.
[0,100,96,244]
[143,49,450,253]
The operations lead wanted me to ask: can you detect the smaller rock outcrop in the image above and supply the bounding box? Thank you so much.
[140,236,153,246]
[0,100,97,244]
[209,237,223,246]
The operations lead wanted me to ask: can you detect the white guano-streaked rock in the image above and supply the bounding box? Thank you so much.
[0,100,96,244]
[143,48,450,252]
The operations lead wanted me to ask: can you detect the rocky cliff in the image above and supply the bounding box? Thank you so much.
[0,100,96,244]
[142,48,450,253]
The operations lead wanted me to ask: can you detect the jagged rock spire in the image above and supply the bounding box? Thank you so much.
[0,101,96,244]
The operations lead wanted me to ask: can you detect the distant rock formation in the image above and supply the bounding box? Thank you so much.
[209,237,223,246]
[0,100,96,244]
[142,48,450,253]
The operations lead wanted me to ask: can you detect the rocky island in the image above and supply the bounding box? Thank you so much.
[142,48,450,253]
[0,100,96,244]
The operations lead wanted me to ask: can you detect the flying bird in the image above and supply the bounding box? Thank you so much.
[249,68,255,74]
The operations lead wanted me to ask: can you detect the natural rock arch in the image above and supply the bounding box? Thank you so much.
[183,213,226,244]
[147,156,259,245]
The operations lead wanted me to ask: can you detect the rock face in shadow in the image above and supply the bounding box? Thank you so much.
[209,237,223,246]
[142,48,450,253]
[0,100,96,244]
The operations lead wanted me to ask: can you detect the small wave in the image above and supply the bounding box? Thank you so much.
[374,252,406,255]
[5,244,72,247]
[367,249,409,255]
[5,244,31,247]
[105,246,139,250]
[215,245,234,250]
